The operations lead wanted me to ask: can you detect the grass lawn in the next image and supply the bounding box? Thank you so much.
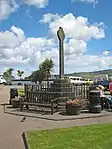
[27,123,112,149]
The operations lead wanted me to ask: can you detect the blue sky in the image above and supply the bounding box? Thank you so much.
[0,0,112,77]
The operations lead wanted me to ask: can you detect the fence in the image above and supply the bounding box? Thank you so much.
[21,83,92,113]
[24,83,92,100]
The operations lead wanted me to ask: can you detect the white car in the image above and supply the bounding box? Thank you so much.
[0,76,6,84]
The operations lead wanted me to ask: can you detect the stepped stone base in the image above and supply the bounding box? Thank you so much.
[49,79,75,111]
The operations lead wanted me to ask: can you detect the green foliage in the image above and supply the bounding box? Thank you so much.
[31,70,45,84]
[26,58,54,84]
[39,58,54,81]
[3,68,14,82]
[27,123,112,149]
[17,70,24,79]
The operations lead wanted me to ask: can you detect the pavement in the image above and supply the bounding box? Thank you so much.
[1,86,112,149]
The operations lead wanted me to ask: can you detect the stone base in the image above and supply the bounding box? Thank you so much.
[50,79,74,93]
[48,79,75,111]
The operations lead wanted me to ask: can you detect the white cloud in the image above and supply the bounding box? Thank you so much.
[72,0,99,5]
[40,13,61,23]
[41,13,105,41]
[64,54,112,73]
[0,0,19,20]
[0,26,25,49]
[24,0,48,8]
[0,0,48,21]
[65,39,87,57]
[103,50,110,56]
[0,26,56,69]
[0,13,110,77]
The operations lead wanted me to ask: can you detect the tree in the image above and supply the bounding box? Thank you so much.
[24,58,54,85]
[39,58,54,82]
[3,68,14,82]
[7,68,13,76]
[31,70,45,84]
[17,70,24,79]
[3,71,9,82]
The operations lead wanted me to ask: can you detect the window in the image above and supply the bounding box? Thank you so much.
[73,78,76,80]
[80,79,84,81]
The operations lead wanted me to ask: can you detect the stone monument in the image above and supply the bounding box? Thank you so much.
[49,27,74,111]
[57,27,65,79]
[51,27,73,92]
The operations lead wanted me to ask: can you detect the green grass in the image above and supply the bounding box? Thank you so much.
[27,123,112,149]
[17,88,25,96]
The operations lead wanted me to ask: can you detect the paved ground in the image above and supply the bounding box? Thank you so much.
[1,86,112,149]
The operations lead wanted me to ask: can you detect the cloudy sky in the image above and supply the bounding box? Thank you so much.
[0,0,112,78]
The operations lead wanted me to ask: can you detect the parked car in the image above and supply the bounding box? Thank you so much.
[0,76,6,84]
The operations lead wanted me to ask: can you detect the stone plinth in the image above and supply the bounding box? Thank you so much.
[49,79,75,111]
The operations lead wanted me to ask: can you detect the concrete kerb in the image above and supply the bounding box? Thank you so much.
[22,132,30,149]
[4,104,112,121]
[4,111,60,121]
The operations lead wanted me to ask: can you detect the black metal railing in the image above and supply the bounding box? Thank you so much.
[24,83,92,100]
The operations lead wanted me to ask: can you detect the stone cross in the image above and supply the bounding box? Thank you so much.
[57,27,65,79]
